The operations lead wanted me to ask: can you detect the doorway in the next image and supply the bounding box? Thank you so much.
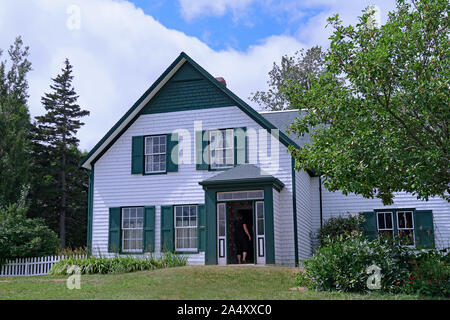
[227,201,254,264]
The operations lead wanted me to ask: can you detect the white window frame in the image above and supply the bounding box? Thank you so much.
[121,207,144,253]
[209,129,234,169]
[145,135,166,173]
[397,210,415,246]
[217,190,264,201]
[376,211,394,239]
[174,205,198,252]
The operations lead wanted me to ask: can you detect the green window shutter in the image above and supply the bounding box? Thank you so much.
[131,136,144,174]
[234,127,247,165]
[196,130,209,170]
[414,210,435,249]
[108,207,121,253]
[161,205,174,252]
[197,204,206,252]
[143,206,156,252]
[361,211,377,240]
[166,133,178,172]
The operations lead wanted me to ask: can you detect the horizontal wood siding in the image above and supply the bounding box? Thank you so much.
[92,106,294,265]
[314,184,450,250]
[295,170,312,262]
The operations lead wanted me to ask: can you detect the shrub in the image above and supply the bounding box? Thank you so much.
[318,214,364,247]
[400,250,450,297]
[49,253,187,275]
[297,233,413,293]
[0,203,60,262]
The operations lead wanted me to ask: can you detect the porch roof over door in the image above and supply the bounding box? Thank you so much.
[199,164,285,191]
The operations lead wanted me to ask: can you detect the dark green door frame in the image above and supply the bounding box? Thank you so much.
[200,182,281,265]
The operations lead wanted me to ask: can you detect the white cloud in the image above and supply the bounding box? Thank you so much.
[178,0,256,21]
[0,0,304,151]
[0,0,397,152]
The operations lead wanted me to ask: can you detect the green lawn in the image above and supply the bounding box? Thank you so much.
[0,266,433,300]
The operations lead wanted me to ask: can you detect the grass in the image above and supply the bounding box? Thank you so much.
[0,266,438,300]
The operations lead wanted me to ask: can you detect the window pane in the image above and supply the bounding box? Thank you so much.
[377,213,385,229]
[398,212,406,229]
[405,212,413,228]
[399,230,414,245]
[258,219,264,235]
[385,212,393,229]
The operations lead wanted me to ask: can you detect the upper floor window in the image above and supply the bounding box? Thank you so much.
[145,135,166,173]
[209,129,234,169]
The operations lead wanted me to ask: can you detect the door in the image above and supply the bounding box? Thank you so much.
[255,201,265,265]
[217,203,227,265]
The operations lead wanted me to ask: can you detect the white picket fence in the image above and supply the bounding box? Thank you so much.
[0,255,86,277]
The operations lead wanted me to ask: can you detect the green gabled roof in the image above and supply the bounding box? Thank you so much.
[80,52,300,170]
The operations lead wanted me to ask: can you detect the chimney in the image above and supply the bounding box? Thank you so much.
[215,77,227,87]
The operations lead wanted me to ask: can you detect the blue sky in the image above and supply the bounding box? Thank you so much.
[130,0,323,51]
[0,0,396,151]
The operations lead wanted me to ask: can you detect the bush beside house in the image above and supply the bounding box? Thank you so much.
[0,203,60,263]
[297,228,449,297]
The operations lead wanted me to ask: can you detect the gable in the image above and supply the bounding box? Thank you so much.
[140,62,235,115]
[80,52,300,170]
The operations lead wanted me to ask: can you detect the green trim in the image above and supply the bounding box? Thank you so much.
[291,158,299,267]
[84,167,94,254]
[79,54,187,168]
[200,177,284,192]
[263,186,275,264]
[203,184,275,265]
[80,52,300,170]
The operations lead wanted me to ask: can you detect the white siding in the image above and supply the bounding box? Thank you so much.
[92,106,294,265]
[314,186,450,250]
[295,170,312,262]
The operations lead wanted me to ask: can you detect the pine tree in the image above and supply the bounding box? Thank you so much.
[0,37,33,208]
[33,59,89,248]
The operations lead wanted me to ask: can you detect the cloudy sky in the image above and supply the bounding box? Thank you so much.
[0,0,396,151]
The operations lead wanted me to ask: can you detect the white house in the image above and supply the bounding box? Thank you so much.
[80,52,450,266]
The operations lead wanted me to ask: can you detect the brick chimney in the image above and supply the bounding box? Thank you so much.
[215,77,227,87]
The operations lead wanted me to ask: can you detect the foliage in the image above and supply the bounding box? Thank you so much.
[400,249,450,297]
[251,46,324,111]
[0,36,33,207]
[298,234,413,293]
[286,0,450,204]
[318,214,364,247]
[49,253,187,275]
[0,202,60,261]
[31,58,90,248]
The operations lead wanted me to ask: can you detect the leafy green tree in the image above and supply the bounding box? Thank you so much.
[32,59,89,248]
[0,201,60,261]
[0,37,33,207]
[251,46,325,111]
[286,0,449,204]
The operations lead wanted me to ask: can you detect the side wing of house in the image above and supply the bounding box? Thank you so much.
[310,177,450,250]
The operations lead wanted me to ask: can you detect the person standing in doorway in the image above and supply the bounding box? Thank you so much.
[234,212,252,264]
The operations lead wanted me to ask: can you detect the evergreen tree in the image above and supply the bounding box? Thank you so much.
[0,37,33,208]
[32,59,89,248]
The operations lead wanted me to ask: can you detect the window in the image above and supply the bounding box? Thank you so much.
[210,129,234,169]
[174,205,198,252]
[145,135,166,173]
[397,211,415,246]
[376,211,394,239]
[217,190,264,201]
[121,207,143,252]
